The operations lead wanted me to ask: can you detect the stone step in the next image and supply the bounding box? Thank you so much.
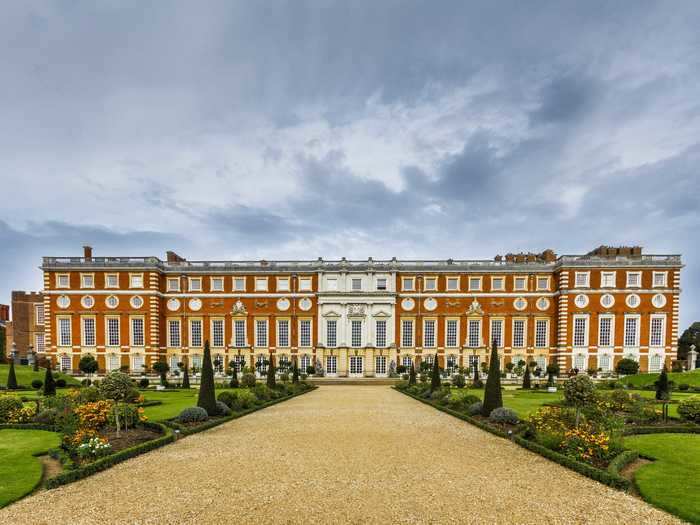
[307,377,400,386]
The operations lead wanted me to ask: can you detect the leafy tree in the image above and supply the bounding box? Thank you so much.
[563,375,596,427]
[229,361,239,388]
[430,356,441,392]
[292,363,299,384]
[43,358,56,396]
[182,364,190,389]
[678,322,700,362]
[266,358,276,388]
[197,341,217,416]
[546,363,559,387]
[100,371,135,435]
[6,359,18,389]
[522,362,531,389]
[152,360,170,386]
[616,358,639,376]
[408,364,417,386]
[481,340,503,416]
[79,354,99,377]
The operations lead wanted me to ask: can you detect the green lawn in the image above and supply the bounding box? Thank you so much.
[621,369,700,389]
[624,433,700,524]
[449,388,562,418]
[0,429,61,508]
[141,389,204,420]
[0,364,79,389]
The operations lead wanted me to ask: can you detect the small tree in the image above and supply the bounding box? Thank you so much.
[267,358,276,388]
[33,353,39,372]
[522,362,531,389]
[100,371,135,436]
[152,360,170,386]
[472,364,482,388]
[0,325,5,363]
[229,361,239,388]
[655,365,671,421]
[563,375,596,427]
[482,340,503,416]
[197,341,217,416]
[292,363,299,384]
[616,358,640,376]
[408,364,417,386]
[79,354,99,378]
[7,359,18,390]
[546,363,559,387]
[182,364,191,389]
[430,356,441,392]
[43,359,56,396]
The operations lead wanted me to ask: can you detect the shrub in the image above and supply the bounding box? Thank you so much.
[217,391,236,409]
[467,401,483,416]
[252,384,271,402]
[56,379,67,388]
[241,373,257,388]
[215,400,231,416]
[44,363,57,396]
[197,341,217,416]
[0,394,23,423]
[615,358,639,376]
[280,372,290,383]
[452,374,466,388]
[6,360,18,389]
[74,400,114,430]
[559,427,617,465]
[177,406,209,423]
[482,340,503,416]
[679,383,690,391]
[563,375,596,426]
[8,406,37,423]
[34,408,59,425]
[81,378,92,387]
[31,379,43,389]
[78,386,103,404]
[677,396,700,423]
[489,407,519,425]
[235,390,257,410]
[139,378,150,388]
[79,354,99,376]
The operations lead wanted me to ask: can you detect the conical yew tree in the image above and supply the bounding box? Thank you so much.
[7,359,18,390]
[266,357,276,388]
[182,364,190,389]
[430,355,441,392]
[481,339,503,416]
[197,341,217,415]
[522,362,531,389]
[408,363,417,386]
[43,359,56,396]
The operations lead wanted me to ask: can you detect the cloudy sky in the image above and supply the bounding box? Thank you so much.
[1,1,698,327]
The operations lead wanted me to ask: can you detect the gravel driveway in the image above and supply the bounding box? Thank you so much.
[0,386,682,524]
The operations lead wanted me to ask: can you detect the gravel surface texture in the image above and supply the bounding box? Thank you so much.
[0,386,684,524]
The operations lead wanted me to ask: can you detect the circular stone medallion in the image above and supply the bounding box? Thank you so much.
[189,298,203,311]
[401,298,415,311]
[277,298,291,311]
[57,295,71,309]
[167,298,181,312]
[130,296,144,309]
[513,297,528,311]
[423,297,438,311]
[298,297,313,311]
[536,297,550,311]
[81,295,95,309]
[105,295,119,309]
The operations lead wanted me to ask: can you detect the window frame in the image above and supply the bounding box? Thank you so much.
[445,318,459,348]
[211,318,225,348]
[105,316,120,348]
[255,318,269,347]
[626,271,642,288]
[276,277,291,292]
[130,316,145,347]
[512,318,526,349]
[652,271,667,288]
[81,316,96,347]
[468,276,482,292]
[401,277,415,291]
[299,319,312,348]
[56,273,70,289]
[105,273,120,289]
[129,273,144,289]
[255,277,269,292]
[446,276,460,291]
[277,318,290,348]
[490,318,504,348]
[574,272,590,288]
[491,276,505,291]
[80,273,95,289]
[376,277,388,291]
[35,304,45,325]
[467,318,481,348]
[572,315,589,348]
[623,315,641,348]
[351,277,363,291]
[351,319,363,348]
[513,276,528,291]
[423,319,437,348]
[233,277,246,292]
[600,271,616,288]
[598,315,614,348]
[166,277,180,292]
[534,318,549,348]
[375,319,387,348]
[210,277,225,292]
[233,319,247,347]
[188,277,203,292]
[401,319,414,348]
[649,314,666,348]
[423,276,437,292]
[536,276,550,291]
[326,319,338,348]
[298,277,312,291]
[166,319,181,348]
[189,319,203,348]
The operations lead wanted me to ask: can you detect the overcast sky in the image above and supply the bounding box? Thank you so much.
[0,1,698,328]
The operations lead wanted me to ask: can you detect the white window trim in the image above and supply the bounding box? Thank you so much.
[402,277,415,291]
[649,314,666,348]
[623,314,641,348]
[57,316,72,347]
[129,272,144,289]
[233,318,247,347]
[626,271,642,288]
[350,277,363,291]
[188,277,203,292]
[130,316,146,347]
[298,318,313,348]
[423,318,437,348]
[490,318,505,348]
[298,276,313,292]
[445,317,460,348]
[513,276,528,291]
[534,318,549,348]
[446,276,460,291]
[375,277,388,291]
[326,319,338,348]
[491,276,505,291]
[536,276,550,291]
[210,277,225,292]
[401,318,415,348]
[597,314,614,348]
[276,277,291,292]
[166,319,181,348]
[652,271,668,288]
[467,318,482,348]
[255,277,269,292]
[189,318,203,348]
[600,271,616,288]
[423,276,438,292]
[167,277,180,292]
[254,318,269,347]
[56,273,70,289]
[512,318,527,349]
[80,273,95,289]
[574,271,590,288]
[210,318,226,348]
[277,318,291,348]
[105,316,120,348]
[105,273,120,289]
[35,304,45,325]
[81,316,96,348]
[468,276,483,292]
[572,315,589,348]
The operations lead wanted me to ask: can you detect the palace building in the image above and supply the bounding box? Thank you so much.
[39,245,682,377]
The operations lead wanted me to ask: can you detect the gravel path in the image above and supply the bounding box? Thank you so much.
[1,386,683,524]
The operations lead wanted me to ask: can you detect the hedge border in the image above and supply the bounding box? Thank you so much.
[45,384,316,489]
[606,450,639,477]
[394,386,631,491]
[0,423,58,432]
[165,385,317,436]
[622,424,700,435]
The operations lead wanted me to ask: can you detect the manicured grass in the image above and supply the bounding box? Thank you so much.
[0,364,79,389]
[449,388,562,418]
[621,369,700,389]
[142,388,248,421]
[624,433,700,524]
[0,429,61,508]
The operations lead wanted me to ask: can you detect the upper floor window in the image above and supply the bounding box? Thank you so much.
[626,271,641,288]
[514,277,527,291]
[326,320,337,347]
[491,277,504,291]
[652,272,667,288]
[351,278,362,291]
[424,277,437,291]
[255,320,268,347]
[80,273,94,288]
[167,278,180,292]
[234,277,246,291]
[536,277,549,291]
[105,273,119,289]
[468,277,482,291]
[401,320,414,347]
[56,274,70,288]
[255,277,268,291]
[402,277,414,291]
[376,278,387,291]
[277,277,290,291]
[299,319,312,347]
[35,304,45,325]
[601,271,616,288]
[375,320,387,347]
[130,273,144,288]
[575,272,590,288]
[211,277,224,292]
[188,277,202,292]
[446,277,459,291]
[423,320,436,348]
[326,278,338,291]
[298,277,312,291]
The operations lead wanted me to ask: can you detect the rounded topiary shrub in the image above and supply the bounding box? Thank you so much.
[677,396,700,423]
[452,374,466,388]
[31,379,43,389]
[215,400,231,416]
[177,406,209,423]
[679,383,690,391]
[467,401,483,416]
[33,408,59,425]
[139,378,150,388]
[489,407,519,425]
[253,384,271,401]
[55,379,67,388]
[241,373,257,388]
[217,391,235,409]
[0,395,23,423]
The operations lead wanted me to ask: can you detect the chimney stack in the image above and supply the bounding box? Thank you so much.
[83,245,93,259]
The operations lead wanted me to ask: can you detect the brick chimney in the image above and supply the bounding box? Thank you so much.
[83,245,93,260]
[166,251,186,263]
[0,304,9,322]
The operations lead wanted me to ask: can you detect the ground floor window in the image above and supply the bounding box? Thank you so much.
[169,355,180,372]
[446,355,458,375]
[649,354,662,372]
[574,353,586,371]
[191,354,202,372]
[326,355,337,375]
[402,355,413,371]
[300,354,311,372]
[468,355,479,374]
[108,354,120,371]
[60,354,71,372]
[349,356,363,376]
[256,355,269,375]
[132,354,144,372]
[599,354,611,372]
[375,355,387,375]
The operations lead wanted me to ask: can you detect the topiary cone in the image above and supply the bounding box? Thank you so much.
[482,339,503,416]
[197,341,217,415]
[43,359,56,396]
[7,359,18,389]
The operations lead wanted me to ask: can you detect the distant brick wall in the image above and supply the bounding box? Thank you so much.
[10,291,44,358]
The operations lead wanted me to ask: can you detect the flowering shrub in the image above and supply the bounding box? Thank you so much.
[65,428,99,449]
[489,407,519,425]
[678,396,700,423]
[74,400,114,430]
[0,394,24,423]
[559,427,615,465]
[76,437,112,459]
[8,405,37,423]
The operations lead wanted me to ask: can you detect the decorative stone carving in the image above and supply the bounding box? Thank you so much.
[466,298,483,315]
[231,299,247,315]
[490,299,504,307]
[348,304,366,316]
[446,299,460,307]
[255,300,268,308]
